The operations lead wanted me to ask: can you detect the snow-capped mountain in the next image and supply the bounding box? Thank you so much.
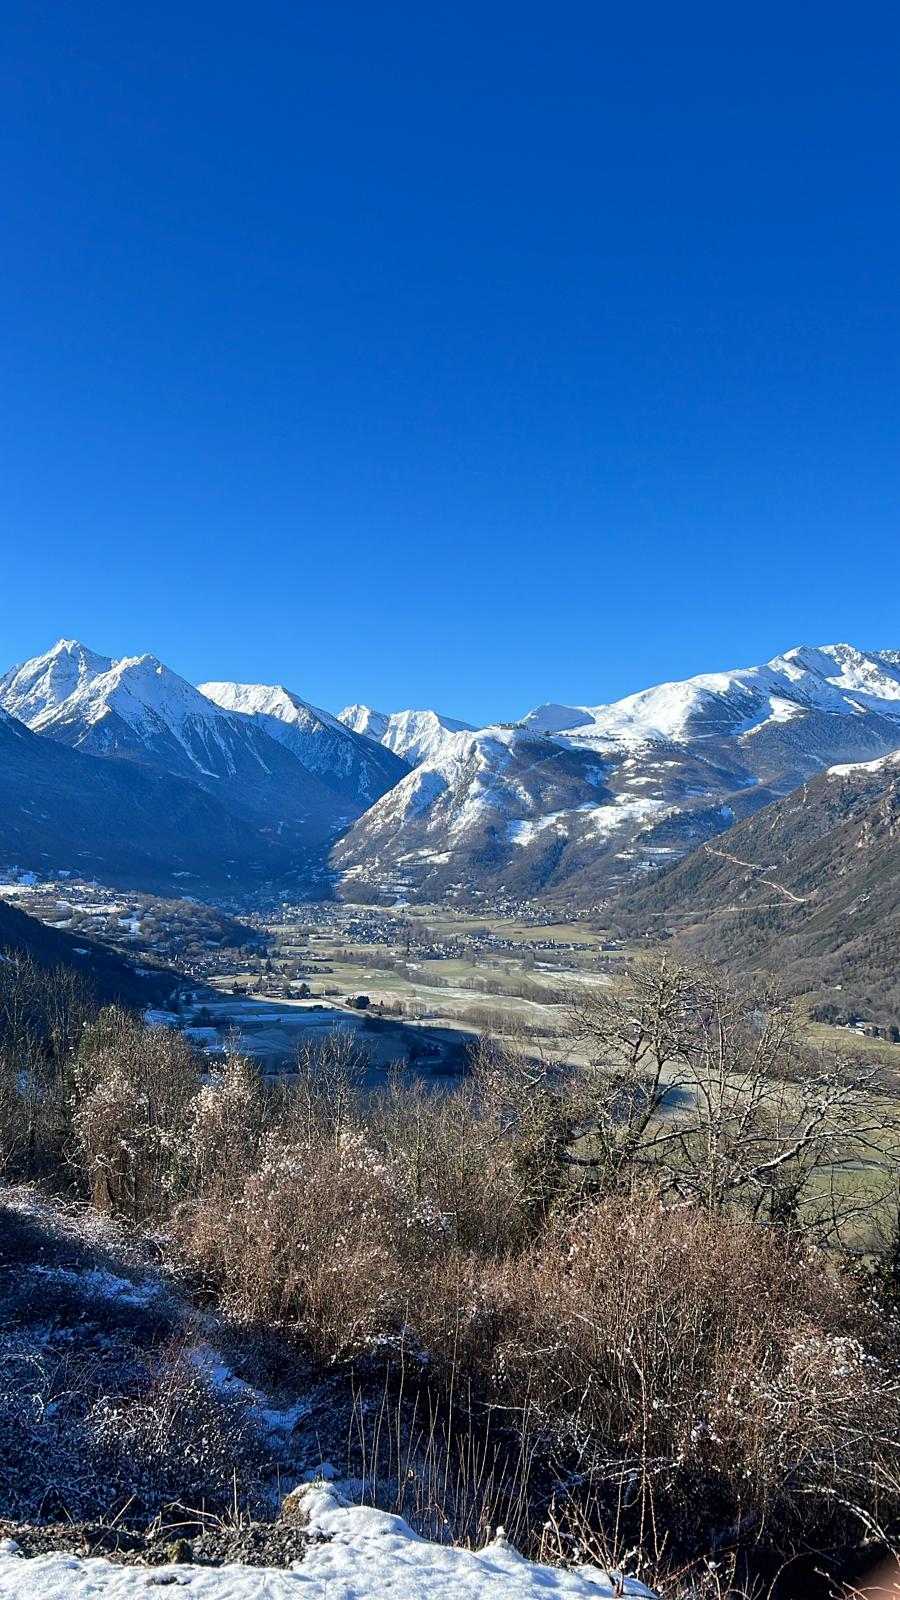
[4,637,900,907]
[524,644,900,758]
[332,644,900,905]
[199,681,408,805]
[0,643,368,847]
[338,704,476,767]
[0,639,113,726]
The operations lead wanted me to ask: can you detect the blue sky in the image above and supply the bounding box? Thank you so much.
[2,2,899,724]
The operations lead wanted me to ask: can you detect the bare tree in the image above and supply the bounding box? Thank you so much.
[565,958,900,1242]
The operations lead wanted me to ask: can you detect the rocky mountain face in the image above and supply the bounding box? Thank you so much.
[610,749,900,1025]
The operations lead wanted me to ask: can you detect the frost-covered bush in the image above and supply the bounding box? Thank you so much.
[87,1345,263,1514]
[421,1195,900,1557]
[179,1054,266,1200]
[73,1010,200,1218]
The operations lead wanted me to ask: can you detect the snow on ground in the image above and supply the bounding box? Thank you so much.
[507,796,671,847]
[0,1485,656,1599]
[507,810,577,845]
[828,748,900,777]
[24,1260,160,1309]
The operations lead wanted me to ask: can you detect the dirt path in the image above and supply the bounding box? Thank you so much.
[703,845,809,904]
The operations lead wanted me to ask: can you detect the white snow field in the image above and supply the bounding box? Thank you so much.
[0,1485,656,1599]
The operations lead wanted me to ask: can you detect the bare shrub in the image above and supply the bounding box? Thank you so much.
[283,1030,370,1146]
[420,1195,900,1559]
[368,1040,576,1254]
[181,1052,266,1201]
[348,1366,537,1551]
[174,1128,441,1360]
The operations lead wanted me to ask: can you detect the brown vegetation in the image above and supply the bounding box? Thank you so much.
[1,949,900,1589]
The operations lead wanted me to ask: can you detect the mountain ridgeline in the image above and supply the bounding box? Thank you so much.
[1,640,899,922]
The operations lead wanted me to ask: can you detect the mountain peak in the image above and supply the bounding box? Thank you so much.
[199,679,345,734]
[0,639,113,728]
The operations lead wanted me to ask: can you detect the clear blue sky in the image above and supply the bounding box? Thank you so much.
[2,2,899,724]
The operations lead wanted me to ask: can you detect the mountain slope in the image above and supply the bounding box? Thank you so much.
[0,708,285,892]
[331,721,780,905]
[338,704,476,767]
[525,644,900,800]
[332,725,618,901]
[611,750,900,1025]
[334,644,900,905]
[199,681,408,808]
[1,644,350,845]
[5,637,900,912]
[0,893,174,1008]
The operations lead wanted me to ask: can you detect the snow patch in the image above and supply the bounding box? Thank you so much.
[0,1484,656,1598]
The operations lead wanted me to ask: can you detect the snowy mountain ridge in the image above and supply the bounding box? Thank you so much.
[0,642,405,853]
[331,643,900,905]
[338,704,476,767]
[199,681,408,802]
[3,636,900,904]
[523,644,900,751]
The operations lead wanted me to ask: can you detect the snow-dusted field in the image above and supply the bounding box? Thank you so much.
[0,1486,656,1599]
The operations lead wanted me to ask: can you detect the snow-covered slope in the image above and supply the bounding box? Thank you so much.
[332,724,642,901]
[338,704,476,767]
[0,1483,655,1598]
[200,682,408,804]
[828,747,900,778]
[338,704,391,742]
[524,644,900,753]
